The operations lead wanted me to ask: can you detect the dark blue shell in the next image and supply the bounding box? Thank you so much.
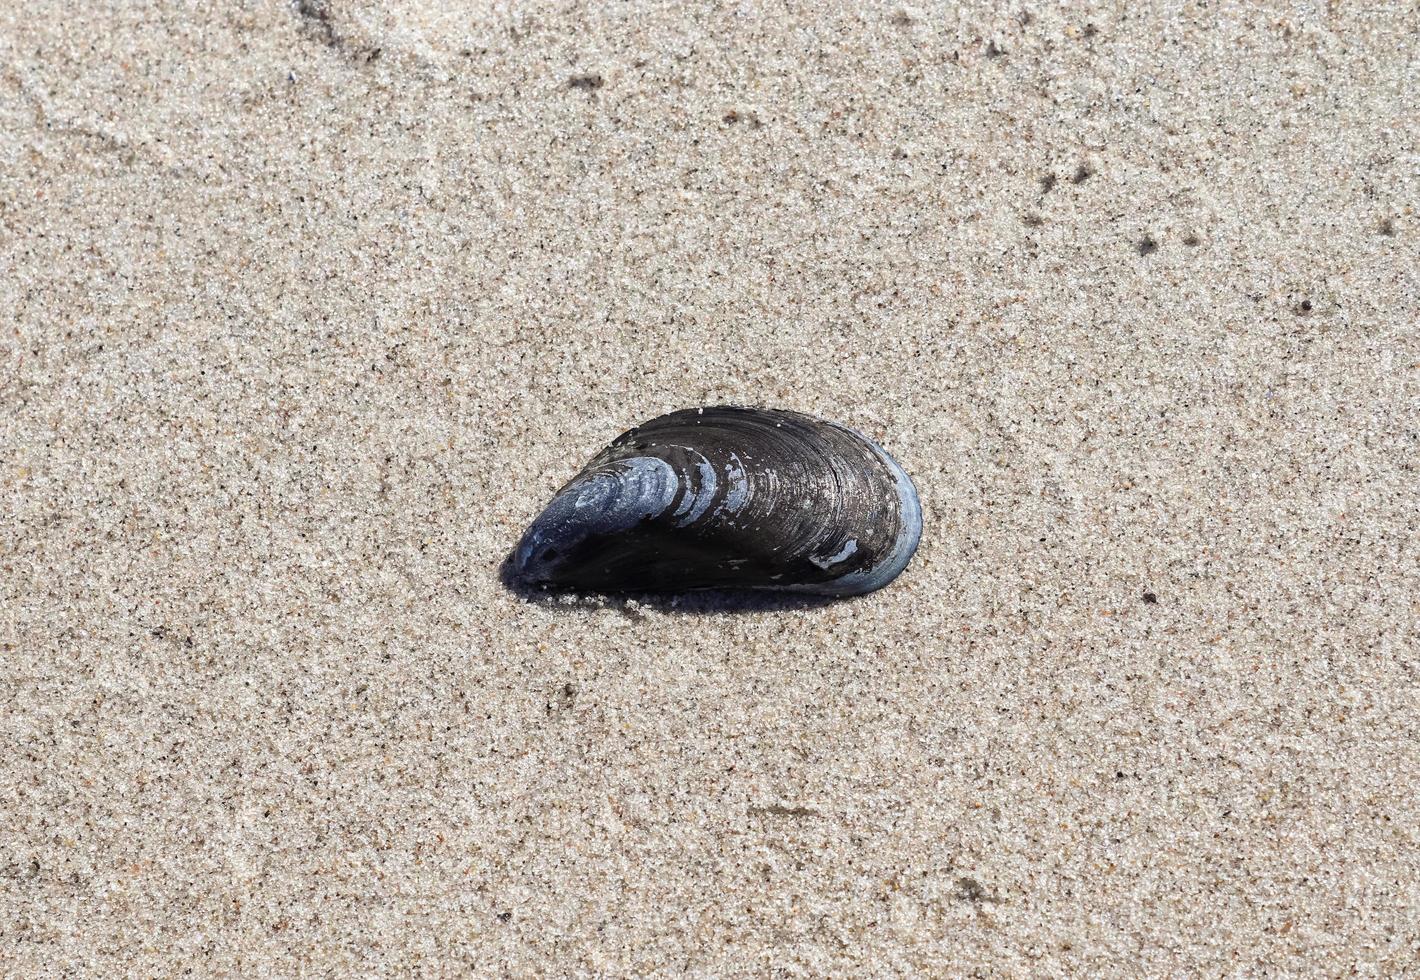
[510,407,921,596]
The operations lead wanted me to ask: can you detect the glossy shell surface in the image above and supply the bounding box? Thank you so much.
[510,407,921,596]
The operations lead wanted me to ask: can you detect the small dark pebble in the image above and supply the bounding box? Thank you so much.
[497,911,512,922]
[1142,591,1158,604]
[1137,236,1158,256]
[568,74,604,91]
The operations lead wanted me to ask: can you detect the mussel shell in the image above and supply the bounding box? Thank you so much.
[510,407,921,596]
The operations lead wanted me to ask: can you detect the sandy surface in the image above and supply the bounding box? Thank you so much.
[3,0,1418,974]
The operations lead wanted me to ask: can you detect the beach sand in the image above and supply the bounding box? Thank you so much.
[2,0,1417,973]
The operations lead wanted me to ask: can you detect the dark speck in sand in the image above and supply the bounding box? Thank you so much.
[749,804,820,818]
[954,877,1002,903]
